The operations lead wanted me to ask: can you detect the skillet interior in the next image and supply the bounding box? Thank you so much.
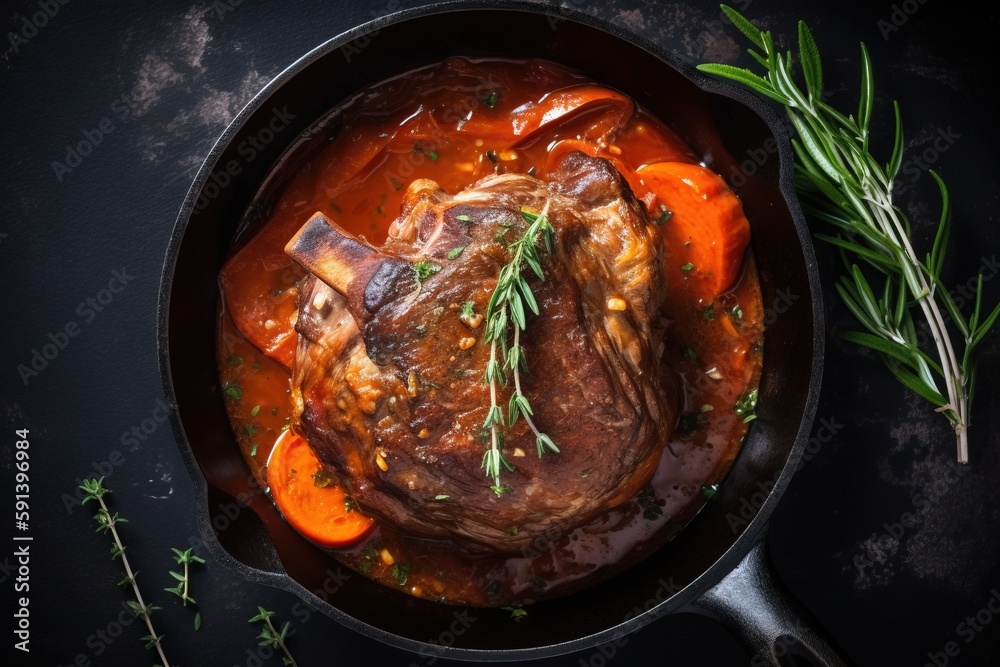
[158,1,821,658]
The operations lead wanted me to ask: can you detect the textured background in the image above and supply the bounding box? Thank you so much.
[1,0,998,665]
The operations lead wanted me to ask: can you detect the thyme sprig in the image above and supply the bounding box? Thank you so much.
[481,202,560,494]
[249,606,298,667]
[80,477,171,667]
[699,7,999,462]
[165,547,204,607]
[165,546,205,630]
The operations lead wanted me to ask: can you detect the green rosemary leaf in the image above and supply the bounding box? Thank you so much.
[797,20,823,102]
[858,43,874,137]
[886,100,904,181]
[720,5,766,50]
[695,64,790,105]
[928,170,951,281]
[840,331,916,366]
[971,300,1000,349]
[885,360,946,407]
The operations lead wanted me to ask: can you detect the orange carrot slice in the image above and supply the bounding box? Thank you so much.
[267,432,374,549]
[637,161,750,301]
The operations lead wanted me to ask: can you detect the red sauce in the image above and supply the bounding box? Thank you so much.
[216,57,763,606]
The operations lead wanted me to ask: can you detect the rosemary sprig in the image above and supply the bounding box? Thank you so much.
[249,606,298,667]
[698,7,999,463]
[481,202,560,494]
[80,477,171,667]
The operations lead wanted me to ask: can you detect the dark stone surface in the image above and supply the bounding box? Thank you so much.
[1,0,996,665]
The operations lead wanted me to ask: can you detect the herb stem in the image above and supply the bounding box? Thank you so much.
[265,616,298,667]
[182,560,189,604]
[86,483,170,667]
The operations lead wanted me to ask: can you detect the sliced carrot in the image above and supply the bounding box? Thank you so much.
[219,239,304,369]
[636,161,751,301]
[267,432,374,549]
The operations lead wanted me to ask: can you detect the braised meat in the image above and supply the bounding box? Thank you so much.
[285,152,678,553]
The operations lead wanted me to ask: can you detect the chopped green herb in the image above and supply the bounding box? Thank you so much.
[227,355,243,366]
[344,496,358,513]
[243,423,257,438]
[700,404,714,412]
[428,151,439,161]
[504,525,519,536]
[455,214,471,222]
[250,444,259,457]
[681,262,695,272]
[434,494,450,501]
[504,606,528,621]
[683,347,698,362]
[391,562,410,586]
[735,388,759,423]
[482,91,499,108]
[250,405,261,417]
[252,362,261,372]
[704,305,716,320]
[448,246,465,259]
[412,260,442,286]
[579,468,591,478]
[461,301,476,318]
[223,381,242,400]
[730,305,743,319]
[701,484,718,500]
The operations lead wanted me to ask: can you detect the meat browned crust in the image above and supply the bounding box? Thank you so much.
[286,152,678,553]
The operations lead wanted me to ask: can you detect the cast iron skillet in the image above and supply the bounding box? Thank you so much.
[158,1,840,663]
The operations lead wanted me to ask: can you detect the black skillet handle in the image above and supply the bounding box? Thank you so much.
[685,539,851,666]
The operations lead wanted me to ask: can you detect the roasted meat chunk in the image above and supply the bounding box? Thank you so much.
[285,152,678,553]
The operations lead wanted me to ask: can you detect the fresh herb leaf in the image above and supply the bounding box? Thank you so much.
[734,388,758,423]
[391,562,410,586]
[412,260,442,291]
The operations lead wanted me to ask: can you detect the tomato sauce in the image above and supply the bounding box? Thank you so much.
[216,57,763,606]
